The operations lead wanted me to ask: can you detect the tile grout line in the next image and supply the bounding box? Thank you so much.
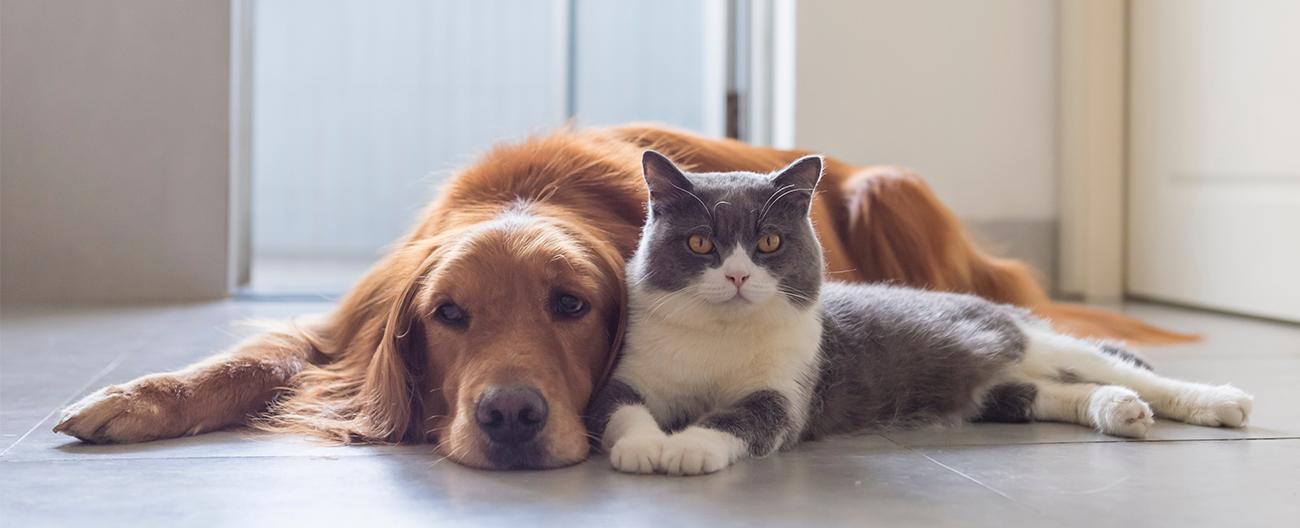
[0,352,131,458]
[882,435,1300,449]
[879,435,1019,504]
[0,451,430,464]
[0,306,201,458]
[916,451,1019,501]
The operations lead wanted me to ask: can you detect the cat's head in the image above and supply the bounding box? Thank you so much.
[628,150,825,321]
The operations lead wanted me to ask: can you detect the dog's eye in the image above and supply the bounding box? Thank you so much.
[435,303,467,325]
[553,294,587,317]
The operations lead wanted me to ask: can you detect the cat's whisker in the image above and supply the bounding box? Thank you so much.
[759,183,796,221]
[760,185,816,222]
[669,182,714,222]
[778,287,814,304]
[630,270,659,287]
[660,293,706,321]
[644,289,693,320]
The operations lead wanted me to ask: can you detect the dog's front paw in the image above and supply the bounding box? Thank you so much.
[1182,385,1253,428]
[53,375,192,444]
[659,427,742,476]
[609,434,666,474]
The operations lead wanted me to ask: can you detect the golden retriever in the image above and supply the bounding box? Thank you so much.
[54,124,1189,469]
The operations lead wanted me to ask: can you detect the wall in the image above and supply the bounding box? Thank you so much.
[1,0,233,302]
[788,0,1059,285]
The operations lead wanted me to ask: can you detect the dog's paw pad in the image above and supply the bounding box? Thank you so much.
[1090,386,1155,438]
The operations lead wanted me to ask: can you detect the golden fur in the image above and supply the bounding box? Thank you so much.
[54,124,1191,469]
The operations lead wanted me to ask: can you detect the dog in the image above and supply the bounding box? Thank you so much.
[53,124,1190,469]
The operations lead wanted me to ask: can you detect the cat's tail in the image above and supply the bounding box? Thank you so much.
[837,166,1197,346]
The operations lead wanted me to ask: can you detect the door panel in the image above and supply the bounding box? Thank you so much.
[1128,0,1300,322]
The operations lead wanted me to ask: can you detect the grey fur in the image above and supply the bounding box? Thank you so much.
[585,379,646,436]
[1054,343,1152,384]
[804,283,1029,440]
[974,382,1039,423]
[1056,368,1084,384]
[1099,343,1153,371]
[599,153,1164,466]
[630,151,824,307]
[698,390,791,456]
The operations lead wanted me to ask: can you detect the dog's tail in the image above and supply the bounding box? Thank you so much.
[1034,302,1197,345]
[837,166,1197,346]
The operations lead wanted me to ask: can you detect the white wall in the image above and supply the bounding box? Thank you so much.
[1,0,233,302]
[789,0,1058,222]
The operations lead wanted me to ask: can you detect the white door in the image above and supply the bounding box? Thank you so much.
[1128,0,1300,322]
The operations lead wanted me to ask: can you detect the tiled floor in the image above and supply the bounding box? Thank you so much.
[1,301,1297,527]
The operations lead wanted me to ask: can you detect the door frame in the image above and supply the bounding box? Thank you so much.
[1057,0,1127,302]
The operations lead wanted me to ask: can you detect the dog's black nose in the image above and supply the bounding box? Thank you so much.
[475,386,548,444]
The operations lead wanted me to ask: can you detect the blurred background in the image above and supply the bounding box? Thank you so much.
[2,0,1297,323]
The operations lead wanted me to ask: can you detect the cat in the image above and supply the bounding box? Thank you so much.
[587,150,1256,476]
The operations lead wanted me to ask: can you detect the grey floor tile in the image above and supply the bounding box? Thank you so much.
[0,301,332,456]
[886,357,1300,447]
[0,436,1047,528]
[2,300,1296,527]
[1115,302,1300,361]
[6,429,410,462]
[917,439,1300,527]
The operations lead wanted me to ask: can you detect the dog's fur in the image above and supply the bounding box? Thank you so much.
[53,124,1192,469]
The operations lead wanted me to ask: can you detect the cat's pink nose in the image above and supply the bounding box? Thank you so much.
[727,273,750,288]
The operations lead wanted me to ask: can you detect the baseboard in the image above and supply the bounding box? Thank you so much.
[964,218,1059,295]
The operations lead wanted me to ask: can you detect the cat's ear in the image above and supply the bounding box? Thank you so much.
[642,150,694,206]
[771,155,824,210]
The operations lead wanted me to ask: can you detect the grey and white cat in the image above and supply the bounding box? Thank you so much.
[588,151,1255,476]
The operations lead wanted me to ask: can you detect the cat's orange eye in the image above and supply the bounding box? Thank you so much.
[757,233,782,253]
[688,234,714,254]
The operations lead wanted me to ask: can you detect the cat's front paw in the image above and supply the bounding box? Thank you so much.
[609,433,666,474]
[659,427,743,476]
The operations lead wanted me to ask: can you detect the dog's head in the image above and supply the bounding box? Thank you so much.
[360,207,626,469]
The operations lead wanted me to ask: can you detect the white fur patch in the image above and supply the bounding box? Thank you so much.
[1179,385,1253,427]
[1015,321,1254,430]
[695,244,782,305]
[618,283,821,442]
[610,433,667,474]
[1087,385,1155,438]
[606,404,669,474]
[613,245,823,462]
[659,426,746,476]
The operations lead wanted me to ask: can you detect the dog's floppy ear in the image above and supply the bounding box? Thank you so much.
[357,248,440,443]
[589,241,629,396]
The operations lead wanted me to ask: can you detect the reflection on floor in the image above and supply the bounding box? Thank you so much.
[1,301,1297,526]
[247,254,375,296]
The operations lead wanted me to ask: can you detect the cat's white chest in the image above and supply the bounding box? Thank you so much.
[617,309,823,426]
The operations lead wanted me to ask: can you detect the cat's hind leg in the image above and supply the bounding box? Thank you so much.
[1016,324,1253,427]
[977,379,1155,438]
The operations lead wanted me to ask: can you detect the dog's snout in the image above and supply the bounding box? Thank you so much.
[475,386,548,444]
